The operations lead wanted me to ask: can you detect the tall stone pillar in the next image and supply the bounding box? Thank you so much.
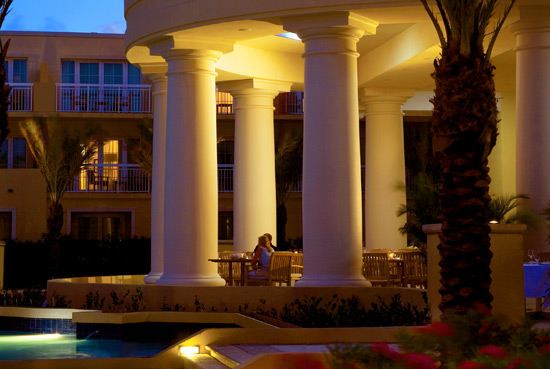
[218,79,291,252]
[285,12,377,286]
[510,6,550,251]
[141,65,167,284]
[150,38,231,286]
[361,89,413,251]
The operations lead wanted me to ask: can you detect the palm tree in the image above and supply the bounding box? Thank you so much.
[275,127,303,250]
[489,194,540,228]
[0,0,14,148]
[420,0,516,314]
[19,118,102,240]
[127,119,153,176]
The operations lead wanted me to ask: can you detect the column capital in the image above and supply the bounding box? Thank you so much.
[138,62,168,77]
[359,88,415,114]
[148,36,233,58]
[283,11,377,38]
[509,5,550,36]
[217,78,292,95]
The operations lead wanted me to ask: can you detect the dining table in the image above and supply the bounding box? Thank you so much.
[208,257,252,286]
[524,262,550,311]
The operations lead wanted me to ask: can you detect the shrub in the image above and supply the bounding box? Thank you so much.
[279,294,430,328]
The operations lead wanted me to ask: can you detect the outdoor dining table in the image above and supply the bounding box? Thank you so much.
[208,257,252,286]
[389,258,405,286]
[524,262,550,311]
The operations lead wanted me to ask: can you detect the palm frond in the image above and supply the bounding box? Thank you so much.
[19,118,103,205]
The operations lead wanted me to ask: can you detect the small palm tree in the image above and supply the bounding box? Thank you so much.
[397,173,440,246]
[19,118,103,240]
[0,0,14,148]
[488,194,540,228]
[420,0,516,314]
[275,127,303,250]
[127,119,153,176]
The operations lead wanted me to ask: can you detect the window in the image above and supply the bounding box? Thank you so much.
[0,138,29,169]
[217,140,234,192]
[5,59,27,83]
[217,140,234,165]
[71,212,131,240]
[218,212,233,240]
[61,61,140,85]
[0,212,12,240]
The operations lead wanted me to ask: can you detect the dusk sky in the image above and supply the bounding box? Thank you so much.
[2,0,125,34]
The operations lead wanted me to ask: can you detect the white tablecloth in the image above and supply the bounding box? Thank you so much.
[524,263,550,298]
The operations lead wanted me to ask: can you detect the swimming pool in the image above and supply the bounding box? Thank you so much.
[0,332,169,360]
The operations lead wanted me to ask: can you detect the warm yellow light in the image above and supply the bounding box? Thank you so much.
[489,220,499,224]
[179,346,199,355]
[0,333,62,343]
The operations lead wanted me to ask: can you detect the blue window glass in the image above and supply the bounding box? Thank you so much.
[3,61,7,80]
[80,63,99,84]
[61,61,75,83]
[12,138,26,168]
[12,60,27,83]
[0,141,7,168]
[104,63,122,85]
[127,63,141,85]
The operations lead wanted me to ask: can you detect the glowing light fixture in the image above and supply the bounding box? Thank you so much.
[277,32,301,41]
[179,345,200,355]
[0,333,62,343]
[489,220,499,224]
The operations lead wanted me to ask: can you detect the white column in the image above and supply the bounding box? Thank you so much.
[361,89,413,251]
[510,7,550,250]
[285,12,376,287]
[152,47,226,286]
[141,66,167,284]
[218,79,291,252]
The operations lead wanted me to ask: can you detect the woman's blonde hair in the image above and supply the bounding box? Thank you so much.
[258,235,273,252]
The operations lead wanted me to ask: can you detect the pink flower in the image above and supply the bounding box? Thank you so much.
[401,353,437,369]
[479,345,508,359]
[370,343,400,360]
[539,344,550,354]
[457,361,487,369]
[416,322,454,337]
[505,358,533,369]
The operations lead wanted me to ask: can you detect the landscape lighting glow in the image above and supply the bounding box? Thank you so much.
[179,345,200,355]
[0,333,62,343]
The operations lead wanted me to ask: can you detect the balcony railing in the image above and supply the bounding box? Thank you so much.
[67,164,151,193]
[215,90,304,115]
[218,164,234,192]
[8,83,33,111]
[56,84,151,113]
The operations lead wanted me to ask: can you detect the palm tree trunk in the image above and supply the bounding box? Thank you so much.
[432,48,498,314]
[47,201,64,239]
[277,204,288,251]
[46,201,64,279]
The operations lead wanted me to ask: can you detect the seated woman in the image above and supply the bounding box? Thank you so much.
[248,235,273,277]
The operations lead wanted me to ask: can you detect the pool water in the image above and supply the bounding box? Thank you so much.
[0,331,170,360]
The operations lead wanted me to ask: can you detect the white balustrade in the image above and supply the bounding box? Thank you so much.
[56,84,151,113]
[68,164,151,193]
[8,83,33,112]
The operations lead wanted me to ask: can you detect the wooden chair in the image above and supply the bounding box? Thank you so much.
[290,252,304,285]
[246,251,294,286]
[537,252,550,262]
[362,252,393,286]
[217,251,252,286]
[402,252,428,288]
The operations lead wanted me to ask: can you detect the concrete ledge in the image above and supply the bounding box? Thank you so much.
[0,307,97,319]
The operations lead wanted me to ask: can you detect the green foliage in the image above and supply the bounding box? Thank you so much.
[82,290,105,310]
[329,309,550,369]
[489,194,540,229]
[127,119,153,176]
[48,291,72,308]
[107,288,146,312]
[397,173,440,245]
[279,294,430,328]
[0,288,45,307]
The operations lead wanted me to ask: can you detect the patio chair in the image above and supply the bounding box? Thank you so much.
[362,252,393,286]
[538,252,550,262]
[290,252,304,285]
[217,251,251,286]
[245,251,294,286]
[402,251,427,288]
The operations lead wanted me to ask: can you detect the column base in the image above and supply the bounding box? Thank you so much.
[144,272,163,284]
[295,274,372,287]
[156,273,226,286]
